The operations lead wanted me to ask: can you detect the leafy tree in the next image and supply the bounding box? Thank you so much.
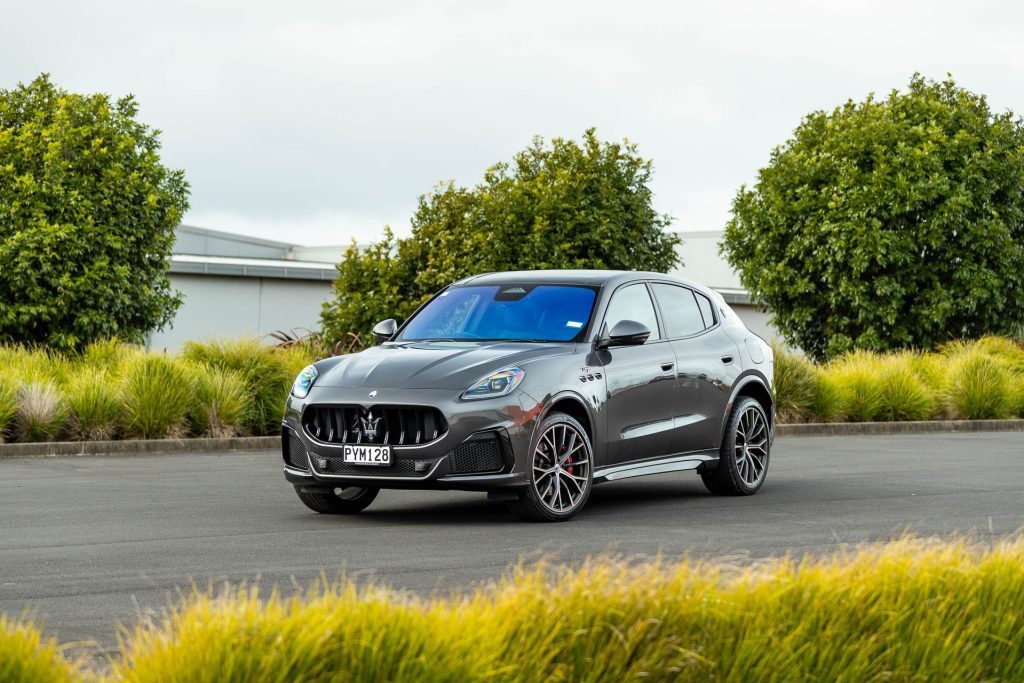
[322,129,679,341]
[0,74,188,350]
[722,74,1024,359]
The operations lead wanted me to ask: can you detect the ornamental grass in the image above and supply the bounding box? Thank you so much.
[4,538,1020,681]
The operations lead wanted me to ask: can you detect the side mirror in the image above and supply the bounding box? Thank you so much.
[596,320,651,349]
[372,319,397,344]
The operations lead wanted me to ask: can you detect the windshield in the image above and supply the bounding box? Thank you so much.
[398,284,597,343]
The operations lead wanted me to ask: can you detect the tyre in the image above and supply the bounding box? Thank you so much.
[294,485,379,514]
[508,412,593,522]
[701,396,770,496]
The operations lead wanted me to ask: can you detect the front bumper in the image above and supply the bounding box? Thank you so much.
[281,386,540,491]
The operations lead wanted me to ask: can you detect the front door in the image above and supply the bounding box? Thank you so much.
[596,283,678,466]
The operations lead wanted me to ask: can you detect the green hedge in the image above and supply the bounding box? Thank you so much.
[0,338,316,443]
[774,336,1024,423]
[3,539,1023,681]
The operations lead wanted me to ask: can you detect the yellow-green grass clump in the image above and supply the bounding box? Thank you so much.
[107,539,1024,683]
[874,352,934,421]
[181,338,298,435]
[808,370,846,422]
[0,616,78,683]
[943,351,1016,420]
[0,373,17,442]
[78,337,141,372]
[826,350,885,422]
[0,345,74,385]
[63,368,123,441]
[13,381,70,442]
[770,344,817,422]
[118,354,195,439]
[188,366,252,438]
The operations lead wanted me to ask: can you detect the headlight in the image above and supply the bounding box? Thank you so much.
[291,364,319,399]
[463,366,525,400]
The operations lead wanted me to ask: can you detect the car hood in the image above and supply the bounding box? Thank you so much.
[315,341,572,390]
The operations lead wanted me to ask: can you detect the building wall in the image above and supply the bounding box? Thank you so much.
[670,230,781,343]
[147,274,333,351]
[728,304,777,343]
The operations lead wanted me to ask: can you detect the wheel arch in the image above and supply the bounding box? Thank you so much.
[720,372,774,442]
[540,391,596,445]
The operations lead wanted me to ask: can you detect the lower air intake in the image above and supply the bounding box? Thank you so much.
[283,429,309,471]
[448,435,504,474]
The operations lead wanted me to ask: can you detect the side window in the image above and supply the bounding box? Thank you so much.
[651,284,705,338]
[695,292,717,328]
[603,284,660,341]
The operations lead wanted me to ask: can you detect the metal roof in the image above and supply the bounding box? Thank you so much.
[169,254,337,281]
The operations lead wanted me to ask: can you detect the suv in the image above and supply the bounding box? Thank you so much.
[282,270,774,521]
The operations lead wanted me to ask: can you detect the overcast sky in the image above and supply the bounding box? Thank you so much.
[3,1,1023,245]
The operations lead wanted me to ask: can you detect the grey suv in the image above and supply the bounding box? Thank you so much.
[282,270,774,521]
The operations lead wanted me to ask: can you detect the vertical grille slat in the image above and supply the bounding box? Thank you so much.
[302,405,447,446]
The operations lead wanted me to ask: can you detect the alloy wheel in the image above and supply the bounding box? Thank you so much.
[735,404,769,487]
[532,422,591,514]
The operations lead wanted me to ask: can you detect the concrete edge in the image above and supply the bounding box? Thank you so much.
[0,436,280,459]
[777,419,1024,436]
[1,419,1023,459]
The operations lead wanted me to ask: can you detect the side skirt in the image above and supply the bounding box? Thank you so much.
[593,452,718,484]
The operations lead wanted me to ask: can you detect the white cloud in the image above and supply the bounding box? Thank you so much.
[3,0,1023,244]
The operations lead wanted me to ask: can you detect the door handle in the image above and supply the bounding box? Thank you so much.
[661,361,675,372]
[720,355,734,364]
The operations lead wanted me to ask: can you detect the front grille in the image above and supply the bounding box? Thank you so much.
[283,429,309,471]
[302,405,447,445]
[311,456,443,478]
[448,435,504,475]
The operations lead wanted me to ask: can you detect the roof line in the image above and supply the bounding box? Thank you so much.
[177,224,299,249]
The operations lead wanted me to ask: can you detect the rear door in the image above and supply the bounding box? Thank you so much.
[596,283,679,466]
[650,283,741,452]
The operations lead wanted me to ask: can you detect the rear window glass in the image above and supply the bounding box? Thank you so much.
[651,284,705,337]
[695,292,716,328]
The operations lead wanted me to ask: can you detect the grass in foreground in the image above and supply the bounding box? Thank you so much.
[0,616,78,683]
[3,539,1023,681]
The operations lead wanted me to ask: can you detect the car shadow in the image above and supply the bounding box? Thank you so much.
[349,477,712,525]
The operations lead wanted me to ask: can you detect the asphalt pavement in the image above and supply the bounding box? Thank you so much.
[1,432,1022,650]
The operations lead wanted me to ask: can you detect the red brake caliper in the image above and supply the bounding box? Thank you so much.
[561,443,573,475]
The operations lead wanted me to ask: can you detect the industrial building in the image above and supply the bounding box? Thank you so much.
[148,225,776,350]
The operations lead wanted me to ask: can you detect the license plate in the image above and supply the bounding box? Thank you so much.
[342,444,392,466]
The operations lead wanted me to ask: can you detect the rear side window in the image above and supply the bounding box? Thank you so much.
[604,284,661,341]
[651,284,705,338]
[695,292,717,328]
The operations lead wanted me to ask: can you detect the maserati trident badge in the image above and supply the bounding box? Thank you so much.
[358,412,382,441]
